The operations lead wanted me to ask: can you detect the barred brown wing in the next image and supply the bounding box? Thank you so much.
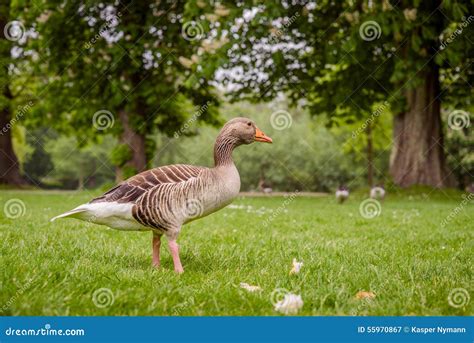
[90,164,206,204]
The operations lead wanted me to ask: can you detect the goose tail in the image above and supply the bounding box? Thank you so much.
[50,206,88,222]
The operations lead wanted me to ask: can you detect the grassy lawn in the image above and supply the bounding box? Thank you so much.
[0,189,472,316]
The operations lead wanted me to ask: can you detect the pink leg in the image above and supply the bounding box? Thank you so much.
[168,239,184,274]
[152,234,162,268]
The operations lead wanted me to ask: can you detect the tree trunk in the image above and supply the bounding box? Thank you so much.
[116,110,147,181]
[389,66,449,187]
[0,107,25,185]
[366,123,374,187]
[0,1,25,185]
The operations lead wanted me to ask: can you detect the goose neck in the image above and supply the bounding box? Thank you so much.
[214,134,238,167]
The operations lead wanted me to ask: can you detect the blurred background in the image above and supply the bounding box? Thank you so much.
[0,0,472,193]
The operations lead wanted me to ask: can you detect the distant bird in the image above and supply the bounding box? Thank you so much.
[258,179,273,194]
[335,186,349,203]
[466,183,474,194]
[258,168,273,194]
[51,118,272,273]
[370,185,386,201]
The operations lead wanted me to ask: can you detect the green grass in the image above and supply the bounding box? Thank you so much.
[0,189,472,316]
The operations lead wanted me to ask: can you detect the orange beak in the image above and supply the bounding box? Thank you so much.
[255,127,273,143]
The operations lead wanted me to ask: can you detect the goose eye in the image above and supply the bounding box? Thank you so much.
[247,122,251,126]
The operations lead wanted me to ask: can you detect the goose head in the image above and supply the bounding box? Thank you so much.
[214,117,272,166]
[219,117,273,145]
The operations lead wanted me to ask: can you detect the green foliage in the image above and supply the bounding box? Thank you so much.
[5,1,471,189]
[200,1,472,114]
[121,165,138,180]
[43,135,115,189]
[331,101,393,182]
[0,1,12,114]
[11,125,32,170]
[444,109,474,189]
[14,0,221,162]
[190,0,473,187]
[22,128,54,185]
[156,101,364,191]
[110,144,132,168]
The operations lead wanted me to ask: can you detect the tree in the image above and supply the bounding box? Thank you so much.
[44,135,115,189]
[200,0,473,188]
[157,101,359,192]
[23,128,53,186]
[0,0,25,185]
[18,0,221,180]
[330,101,393,187]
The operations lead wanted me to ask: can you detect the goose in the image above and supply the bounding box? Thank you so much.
[465,183,474,194]
[258,178,273,194]
[262,185,273,194]
[258,168,273,194]
[51,117,272,273]
[370,185,385,201]
[335,186,349,204]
